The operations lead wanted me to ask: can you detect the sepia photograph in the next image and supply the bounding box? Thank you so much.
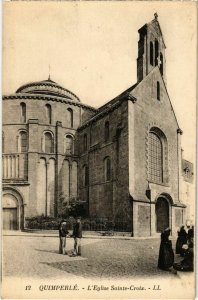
[1,1,196,299]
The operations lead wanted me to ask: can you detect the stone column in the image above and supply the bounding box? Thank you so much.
[55,121,63,217]
[28,119,39,215]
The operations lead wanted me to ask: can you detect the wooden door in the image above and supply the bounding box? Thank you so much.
[156,197,169,233]
[3,208,18,230]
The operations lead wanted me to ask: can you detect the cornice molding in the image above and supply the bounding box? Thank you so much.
[127,94,137,103]
[78,94,137,131]
[3,94,97,112]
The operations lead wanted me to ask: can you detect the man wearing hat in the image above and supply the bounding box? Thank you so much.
[58,220,69,255]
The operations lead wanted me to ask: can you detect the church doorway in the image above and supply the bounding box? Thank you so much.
[3,191,23,230]
[156,197,169,233]
[3,208,18,230]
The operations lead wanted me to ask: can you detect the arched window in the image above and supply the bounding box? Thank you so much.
[150,42,154,66]
[20,103,26,123]
[160,52,163,76]
[83,165,89,186]
[155,39,159,66]
[148,132,163,183]
[19,131,28,153]
[64,135,73,155]
[83,133,87,152]
[157,81,160,100]
[67,108,73,128]
[104,121,110,142]
[45,104,52,124]
[104,157,111,182]
[44,132,53,153]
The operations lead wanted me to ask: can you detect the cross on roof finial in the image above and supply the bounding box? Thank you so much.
[154,13,158,20]
[48,64,51,80]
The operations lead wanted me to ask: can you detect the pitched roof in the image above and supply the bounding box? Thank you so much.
[78,84,137,130]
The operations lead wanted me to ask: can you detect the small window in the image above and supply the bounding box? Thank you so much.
[65,135,73,155]
[104,157,111,182]
[20,103,26,123]
[20,131,28,153]
[45,104,52,124]
[83,134,87,152]
[83,165,89,186]
[155,39,159,66]
[67,108,73,128]
[44,132,53,153]
[104,121,110,142]
[157,81,160,100]
[160,53,163,76]
[150,42,154,66]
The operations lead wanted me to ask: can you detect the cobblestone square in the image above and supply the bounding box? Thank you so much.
[3,235,186,280]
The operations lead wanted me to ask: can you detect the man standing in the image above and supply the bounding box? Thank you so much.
[58,220,69,255]
[71,217,82,256]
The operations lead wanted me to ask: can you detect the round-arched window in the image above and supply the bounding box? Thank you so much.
[67,108,73,128]
[148,132,163,183]
[44,132,54,153]
[64,135,74,155]
[19,130,28,153]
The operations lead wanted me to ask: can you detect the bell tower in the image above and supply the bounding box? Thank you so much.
[137,13,166,83]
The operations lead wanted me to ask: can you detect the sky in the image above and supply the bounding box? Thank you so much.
[3,1,197,163]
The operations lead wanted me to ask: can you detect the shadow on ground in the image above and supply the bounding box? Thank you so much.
[40,239,181,279]
[35,249,60,254]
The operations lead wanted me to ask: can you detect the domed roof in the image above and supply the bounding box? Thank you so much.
[16,78,80,102]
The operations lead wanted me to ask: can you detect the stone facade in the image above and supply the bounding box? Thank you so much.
[2,15,191,236]
[2,81,96,230]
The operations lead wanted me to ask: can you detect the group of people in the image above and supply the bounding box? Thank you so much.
[58,217,194,272]
[158,224,194,272]
[58,217,82,257]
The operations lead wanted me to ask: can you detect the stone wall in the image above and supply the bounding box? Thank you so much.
[129,67,183,235]
[78,101,131,228]
[2,96,94,220]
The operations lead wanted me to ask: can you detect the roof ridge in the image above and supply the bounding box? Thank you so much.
[15,79,81,102]
[3,93,97,112]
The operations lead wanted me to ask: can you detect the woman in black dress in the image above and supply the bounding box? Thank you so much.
[174,237,194,272]
[176,225,187,256]
[158,228,174,270]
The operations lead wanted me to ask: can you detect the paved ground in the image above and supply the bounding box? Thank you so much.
[3,234,188,280]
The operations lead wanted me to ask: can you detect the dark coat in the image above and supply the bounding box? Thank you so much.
[72,222,82,238]
[59,222,69,237]
[158,231,174,270]
[187,227,194,240]
[176,228,187,254]
[174,243,194,272]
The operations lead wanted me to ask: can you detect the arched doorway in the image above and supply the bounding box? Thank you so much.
[3,189,24,230]
[156,197,169,232]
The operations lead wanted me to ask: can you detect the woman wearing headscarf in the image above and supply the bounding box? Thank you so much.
[176,225,187,256]
[174,237,194,272]
[158,228,174,270]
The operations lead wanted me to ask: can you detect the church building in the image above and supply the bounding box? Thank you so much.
[2,14,191,236]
